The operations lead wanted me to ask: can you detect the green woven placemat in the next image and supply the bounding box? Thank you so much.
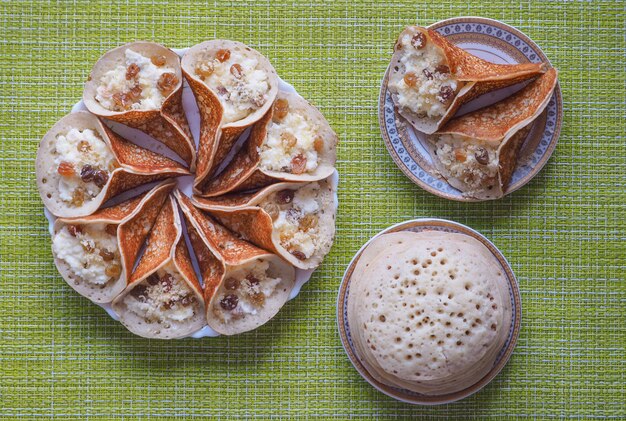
[1,1,624,419]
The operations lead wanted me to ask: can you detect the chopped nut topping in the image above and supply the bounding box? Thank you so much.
[93,170,109,188]
[57,161,75,177]
[474,147,489,165]
[250,292,265,306]
[195,61,215,78]
[220,294,239,311]
[291,154,307,174]
[411,32,426,49]
[150,55,167,66]
[125,63,140,80]
[230,63,243,79]
[403,72,418,87]
[224,278,240,290]
[280,132,297,148]
[67,225,82,237]
[291,250,307,261]
[77,140,91,152]
[313,136,325,153]
[99,248,115,262]
[181,295,196,307]
[71,188,85,207]
[80,164,95,182]
[81,241,94,253]
[216,49,231,62]
[273,98,289,121]
[276,189,294,204]
[157,72,178,96]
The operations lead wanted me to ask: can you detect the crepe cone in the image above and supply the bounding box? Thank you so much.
[175,191,295,336]
[388,26,547,134]
[37,111,188,218]
[180,40,279,193]
[111,195,206,339]
[197,91,338,197]
[83,41,196,169]
[429,68,559,199]
[192,178,336,270]
[52,180,175,303]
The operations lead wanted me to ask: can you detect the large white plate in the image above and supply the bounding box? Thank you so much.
[44,47,339,338]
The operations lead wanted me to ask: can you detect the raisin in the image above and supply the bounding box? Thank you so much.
[230,63,243,79]
[57,161,75,177]
[422,69,433,80]
[313,136,324,153]
[157,73,178,96]
[160,274,173,292]
[250,292,265,307]
[130,284,148,302]
[216,49,231,62]
[195,61,214,78]
[299,214,318,231]
[80,164,95,182]
[224,277,240,290]
[280,132,297,148]
[105,224,117,236]
[273,98,289,121]
[125,63,140,80]
[264,203,280,221]
[67,225,82,237]
[99,248,115,262]
[219,294,239,311]
[291,250,307,261]
[77,140,91,152]
[291,154,307,174]
[454,149,467,163]
[105,263,121,278]
[276,189,294,204]
[71,188,85,207]
[93,170,109,188]
[181,295,196,307]
[147,273,160,286]
[435,64,450,74]
[112,92,130,110]
[127,84,142,100]
[438,86,455,103]
[411,32,426,49]
[150,55,167,66]
[246,275,260,286]
[403,72,418,87]
[474,147,489,165]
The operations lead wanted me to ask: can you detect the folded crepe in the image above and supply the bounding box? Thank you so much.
[37,111,188,218]
[112,195,206,339]
[83,41,195,169]
[51,180,175,303]
[428,68,558,200]
[347,231,512,396]
[180,40,279,192]
[388,26,547,134]
[197,90,338,197]
[192,178,336,270]
[176,191,295,336]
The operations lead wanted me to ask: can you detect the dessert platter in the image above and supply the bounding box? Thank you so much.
[37,41,339,338]
[36,15,562,404]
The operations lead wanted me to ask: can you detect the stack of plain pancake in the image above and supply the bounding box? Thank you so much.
[347,230,512,395]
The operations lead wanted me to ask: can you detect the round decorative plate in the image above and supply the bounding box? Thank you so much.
[379,17,563,202]
[337,218,522,404]
[43,47,339,338]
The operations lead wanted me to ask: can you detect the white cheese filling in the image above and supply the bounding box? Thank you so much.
[261,182,323,259]
[53,127,115,204]
[195,48,270,123]
[96,49,173,111]
[213,260,283,323]
[259,110,320,173]
[123,264,199,324]
[52,223,120,286]
[388,32,459,118]
[434,134,499,193]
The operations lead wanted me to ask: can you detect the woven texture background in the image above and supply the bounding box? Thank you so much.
[1,1,624,419]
